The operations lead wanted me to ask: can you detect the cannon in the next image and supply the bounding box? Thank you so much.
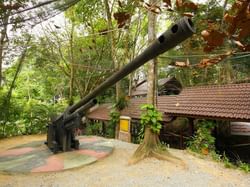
[45,99,97,153]
[46,17,195,153]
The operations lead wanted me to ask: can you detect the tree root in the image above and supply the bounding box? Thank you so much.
[129,145,187,169]
[151,149,187,169]
[129,127,187,169]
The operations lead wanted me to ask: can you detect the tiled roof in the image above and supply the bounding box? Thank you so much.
[87,104,112,121]
[121,97,146,119]
[87,83,250,122]
[161,83,250,121]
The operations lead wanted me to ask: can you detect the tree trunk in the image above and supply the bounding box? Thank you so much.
[129,1,185,167]
[5,36,31,104]
[3,36,31,136]
[69,24,75,104]
[104,0,122,139]
[147,0,157,106]
[0,13,9,87]
[129,0,159,164]
[103,0,121,101]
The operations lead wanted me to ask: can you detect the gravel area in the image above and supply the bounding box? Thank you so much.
[0,135,249,187]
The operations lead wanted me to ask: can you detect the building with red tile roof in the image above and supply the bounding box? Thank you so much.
[88,83,250,122]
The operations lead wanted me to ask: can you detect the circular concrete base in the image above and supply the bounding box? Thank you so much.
[0,136,113,173]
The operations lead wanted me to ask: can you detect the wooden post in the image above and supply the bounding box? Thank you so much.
[189,118,194,136]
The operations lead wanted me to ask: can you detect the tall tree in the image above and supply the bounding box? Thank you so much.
[1,34,31,136]
[0,0,81,87]
[40,18,115,101]
[0,0,12,86]
[104,0,121,101]
[69,23,75,104]
[129,0,184,165]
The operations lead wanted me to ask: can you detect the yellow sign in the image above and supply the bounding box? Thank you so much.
[119,116,131,142]
[120,119,129,132]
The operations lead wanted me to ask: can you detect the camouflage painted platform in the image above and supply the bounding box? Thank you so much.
[0,136,113,173]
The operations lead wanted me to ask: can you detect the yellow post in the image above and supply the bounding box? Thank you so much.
[119,116,131,142]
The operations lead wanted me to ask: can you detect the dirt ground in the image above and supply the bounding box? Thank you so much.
[0,135,249,187]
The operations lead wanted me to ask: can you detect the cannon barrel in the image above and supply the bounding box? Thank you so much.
[69,17,195,113]
[64,99,97,124]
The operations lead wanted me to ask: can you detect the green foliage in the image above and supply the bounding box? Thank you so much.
[134,124,145,144]
[0,90,68,138]
[109,108,120,125]
[187,120,216,153]
[66,0,103,24]
[159,141,170,151]
[140,104,162,134]
[187,120,249,173]
[85,121,103,136]
[20,99,51,134]
[0,56,68,138]
[114,96,128,111]
[210,150,222,162]
[222,152,235,168]
[107,107,120,138]
[219,153,250,173]
[237,161,250,173]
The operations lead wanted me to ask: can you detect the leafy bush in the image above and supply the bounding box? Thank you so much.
[0,94,67,138]
[107,108,120,138]
[187,120,216,153]
[85,121,103,135]
[136,125,145,144]
[187,120,249,173]
[237,161,250,173]
[140,104,162,134]
[222,152,235,168]
[114,96,128,111]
